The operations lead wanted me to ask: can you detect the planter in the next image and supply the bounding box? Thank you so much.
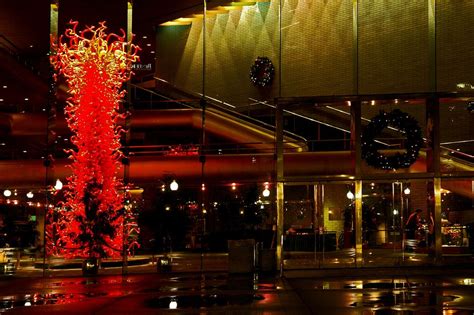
[259,248,275,273]
[82,258,99,276]
[228,239,255,273]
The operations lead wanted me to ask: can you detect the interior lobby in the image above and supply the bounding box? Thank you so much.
[0,0,473,276]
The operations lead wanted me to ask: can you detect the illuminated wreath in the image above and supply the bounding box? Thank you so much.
[361,109,423,170]
[249,56,275,87]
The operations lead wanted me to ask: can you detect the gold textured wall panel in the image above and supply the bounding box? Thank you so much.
[358,0,430,94]
[156,0,474,101]
[436,1,474,91]
[156,21,203,94]
[281,0,353,97]
[204,3,280,106]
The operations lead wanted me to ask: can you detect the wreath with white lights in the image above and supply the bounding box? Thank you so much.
[361,109,423,170]
[249,56,275,87]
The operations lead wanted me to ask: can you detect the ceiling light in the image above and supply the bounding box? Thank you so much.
[262,188,270,197]
[3,189,12,197]
[142,35,148,39]
[27,191,34,199]
[170,179,178,191]
[346,191,354,200]
[146,43,151,47]
[404,187,411,195]
[2,85,6,89]
[0,99,3,102]
[24,98,29,101]
[54,179,63,190]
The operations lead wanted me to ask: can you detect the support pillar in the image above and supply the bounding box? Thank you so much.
[354,180,363,266]
[275,100,284,274]
[350,99,362,266]
[122,0,133,276]
[427,96,442,263]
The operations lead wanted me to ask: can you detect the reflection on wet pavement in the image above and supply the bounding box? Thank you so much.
[0,292,109,312]
[0,274,473,313]
[287,276,474,314]
[145,293,265,309]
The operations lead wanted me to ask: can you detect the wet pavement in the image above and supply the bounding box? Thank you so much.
[0,271,473,314]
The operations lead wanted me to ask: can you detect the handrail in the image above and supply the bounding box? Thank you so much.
[154,77,308,146]
[0,34,20,55]
[249,97,350,134]
[0,34,41,75]
[129,83,194,109]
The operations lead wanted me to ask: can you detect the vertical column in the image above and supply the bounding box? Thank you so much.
[199,0,207,271]
[354,180,363,266]
[433,178,442,263]
[275,100,284,274]
[350,100,362,175]
[313,184,324,230]
[350,99,362,266]
[43,0,59,277]
[352,0,359,95]
[278,0,282,98]
[427,96,442,263]
[428,0,437,92]
[122,0,133,275]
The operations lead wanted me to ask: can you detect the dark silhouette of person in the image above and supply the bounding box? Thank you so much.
[406,209,422,239]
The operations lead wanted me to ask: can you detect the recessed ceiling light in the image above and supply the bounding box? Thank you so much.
[24,98,29,101]
[29,44,34,48]
[150,51,155,54]
[2,85,6,89]
[0,143,5,146]
[23,150,27,153]
[0,99,3,102]
[146,43,151,47]
[142,35,148,39]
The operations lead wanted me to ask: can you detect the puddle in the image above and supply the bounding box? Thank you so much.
[362,282,433,290]
[51,277,131,287]
[0,291,110,312]
[145,293,264,309]
[350,291,459,309]
[169,274,227,282]
[141,284,228,293]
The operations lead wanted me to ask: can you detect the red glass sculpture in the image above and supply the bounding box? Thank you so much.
[49,21,140,259]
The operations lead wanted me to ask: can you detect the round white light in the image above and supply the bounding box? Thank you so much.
[26,191,34,199]
[404,187,411,195]
[169,180,178,191]
[393,209,399,215]
[3,189,11,197]
[262,188,270,197]
[169,300,178,309]
[346,191,354,200]
[54,179,63,190]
